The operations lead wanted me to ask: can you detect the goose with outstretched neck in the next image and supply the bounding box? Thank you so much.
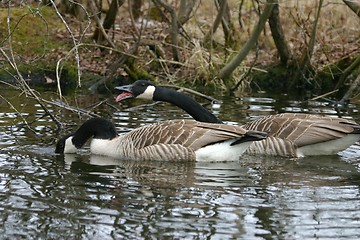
[115,80,360,158]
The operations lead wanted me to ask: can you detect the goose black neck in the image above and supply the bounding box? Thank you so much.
[154,87,223,124]
[72,118,118,148]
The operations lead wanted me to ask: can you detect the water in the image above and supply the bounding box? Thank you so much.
[0,86,359,239]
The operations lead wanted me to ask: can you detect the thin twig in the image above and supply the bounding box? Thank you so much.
[121,101,163,111]
[49,0,82,87]
[0,93,35,133]
[1,5,62,128]
[152,0,180,61]
[77,43,139,58]
[161,84,222,103]
[45,99,101,118]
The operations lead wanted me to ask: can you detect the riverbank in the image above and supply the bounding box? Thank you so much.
[0,2,359,100]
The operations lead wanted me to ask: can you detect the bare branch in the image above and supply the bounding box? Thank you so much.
[296,0,324,78]
[203,0,228,44]
[219,0,275,80]
[49,0,82,87]
[152,0,180,61]
[0,92,34,131]
[92,0,125,43]
[343,0,360,17]
[178,0,196,25]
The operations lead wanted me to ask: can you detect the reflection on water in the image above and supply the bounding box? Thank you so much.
[0,87,359,239]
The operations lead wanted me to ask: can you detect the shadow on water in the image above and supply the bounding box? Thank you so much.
[0,86,359,239]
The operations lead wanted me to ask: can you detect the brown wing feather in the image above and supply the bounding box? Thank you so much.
[242,113,359,147]
[126,119,250,150]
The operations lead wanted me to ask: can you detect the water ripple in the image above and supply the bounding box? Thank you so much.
[0,86,359,239]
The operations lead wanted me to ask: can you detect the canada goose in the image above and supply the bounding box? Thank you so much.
[115,80,360,158]
[55,118,268,162]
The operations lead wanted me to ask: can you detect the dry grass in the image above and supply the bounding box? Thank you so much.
[1,1,358,91]
[117,0,359,88]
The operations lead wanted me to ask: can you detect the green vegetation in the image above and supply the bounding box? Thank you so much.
[0,5,76,92]
[0,6,64,59]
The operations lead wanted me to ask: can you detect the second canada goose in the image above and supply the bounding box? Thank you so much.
[115,80,360,158]
[55,118,268,162]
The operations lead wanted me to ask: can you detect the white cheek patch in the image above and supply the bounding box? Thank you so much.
[137,85,155,99]
[64,137,78,154]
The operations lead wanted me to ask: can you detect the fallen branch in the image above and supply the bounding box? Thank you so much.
[309,89,339,101]
[120,101,163,112]
[46,99,101,118]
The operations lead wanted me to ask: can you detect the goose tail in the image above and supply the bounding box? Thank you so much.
[350,124,360,134]
[231,130,268,146]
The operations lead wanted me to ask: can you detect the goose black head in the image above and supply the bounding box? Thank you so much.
[55,118,118,154]
[115,80,156,102]
[55,134,72,154]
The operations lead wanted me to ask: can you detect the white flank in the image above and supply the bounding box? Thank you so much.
[137,85,155,99]
[195,140,252,162]
[90,138,122,158]
[64,137,78,154]
[297,134,360,157]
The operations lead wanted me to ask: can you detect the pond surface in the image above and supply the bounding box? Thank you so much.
[0,86,359,239]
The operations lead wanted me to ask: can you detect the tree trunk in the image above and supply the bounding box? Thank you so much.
[217,0,235,47]
[343,0,360,17]
[219,0,275,81]
[152,0,180,61]
[268,1,291,65]
[92,0,125,43]
[238,0,245,29]
[178,0,196,26]
[203,0,227,44]
[131,0,143,20]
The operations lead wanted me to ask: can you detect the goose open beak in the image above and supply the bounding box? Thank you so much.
[115,84,134,102]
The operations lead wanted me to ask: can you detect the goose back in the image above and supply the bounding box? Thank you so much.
[126,119,248,149]
[243,113,360,157]
[242,113,358,145]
